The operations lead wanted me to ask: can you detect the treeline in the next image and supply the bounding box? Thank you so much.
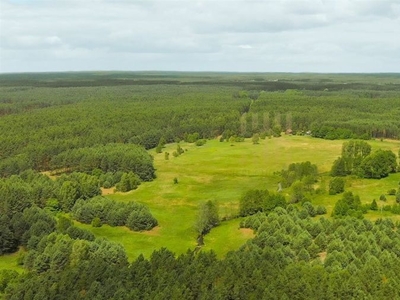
[49,144,156,181]
[248,90,400,139]
[2,207,400,299]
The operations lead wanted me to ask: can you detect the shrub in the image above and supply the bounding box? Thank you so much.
[316,205,327,215]
[195,139,207,146]
[91,217,102,228]
[329,177,345,195]
[126,208,158,231]
[370,199,378,211]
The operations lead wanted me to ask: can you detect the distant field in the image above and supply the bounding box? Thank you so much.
[75,135,400,260]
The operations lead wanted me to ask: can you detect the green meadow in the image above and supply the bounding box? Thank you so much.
[76,135,400,260]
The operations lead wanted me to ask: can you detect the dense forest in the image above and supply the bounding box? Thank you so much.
[1,72,400,176]
[1,72,400,299]
[2,206,400,299]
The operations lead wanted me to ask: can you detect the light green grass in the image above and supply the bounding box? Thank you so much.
[0,249,25,273]
[202,218,254,257]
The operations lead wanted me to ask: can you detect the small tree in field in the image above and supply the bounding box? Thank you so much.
[329,177,345,195]
[91,217,102,227]
[195,201,219,235]
[252,133,260,144]
[370,199,378,211]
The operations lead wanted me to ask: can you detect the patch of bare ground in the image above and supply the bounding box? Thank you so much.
[142,226,161,236]
[239,228,255,238]
[318,251,327,262]
[101,187,115,195]
[41,171,58,180]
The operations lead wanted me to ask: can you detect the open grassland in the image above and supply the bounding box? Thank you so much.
[75,135,400,260]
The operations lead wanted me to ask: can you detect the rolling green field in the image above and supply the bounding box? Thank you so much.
[75,135,400,260]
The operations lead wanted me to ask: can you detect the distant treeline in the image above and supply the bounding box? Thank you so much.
[1,73,400,177]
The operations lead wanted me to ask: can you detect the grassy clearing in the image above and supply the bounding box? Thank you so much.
[3,135,399,264]
[202,218,254,257]
[0,249,25,273]
[83,135,400,260]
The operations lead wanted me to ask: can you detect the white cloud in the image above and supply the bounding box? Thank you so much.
[0,0,399,72]
[239,45,252,49]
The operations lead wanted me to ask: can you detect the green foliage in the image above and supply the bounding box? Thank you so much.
[0,269,18,293]
[290,180,305,203]
[195,139,207,146]
[264,193,287,212]
[239,212,267,231]
[91,217,102,228]
[359,149,397,178]
[388,188,397,195]
[173,177,178,184]
[341,140,371,175]
[0,217,18,255]
[239,189,268,216]
[280,161,318,188]
[50,143,155,181]
[55,172,101,212]
[115,172,141,192]
[332,141,397,179]
[164,152,170,160]
[65,226,95,241]
[251,133,260,144]
[0,205,57,255]
[329,177,345,195]
[332,192,363,218]
[184,132,200,143]
[195,200,220,235]
[315,205,327,215]
[330,157,346,176]
[370,199,378,211]
[302,201,316,217]
[72,196,157,231]
[155,144,163,153]
[4,204,400,299]
[126,208,158,231]
[177,144,184,155]
[56,216,73,233]
[239,189,287,217]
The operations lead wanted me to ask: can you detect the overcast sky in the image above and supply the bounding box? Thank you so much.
[1,0,399,73]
